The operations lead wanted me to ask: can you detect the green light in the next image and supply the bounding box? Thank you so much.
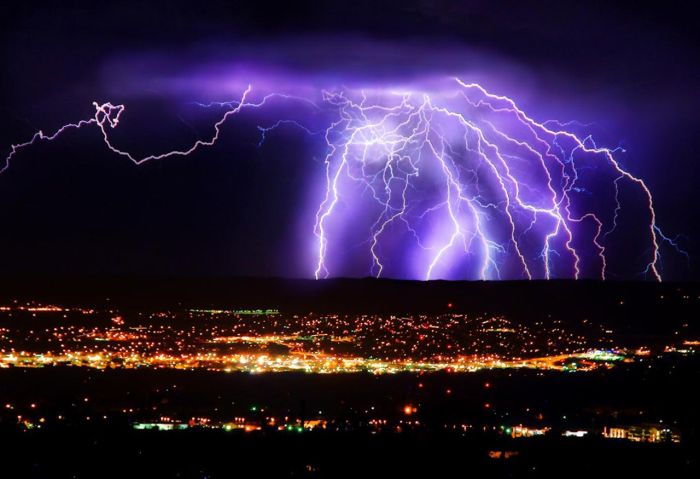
[580,350,624,361]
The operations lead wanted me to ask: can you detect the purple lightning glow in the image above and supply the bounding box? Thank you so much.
[1,77,684,280]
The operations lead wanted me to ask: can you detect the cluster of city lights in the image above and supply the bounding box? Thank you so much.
[0,301,672,374]
[1,301,695,374]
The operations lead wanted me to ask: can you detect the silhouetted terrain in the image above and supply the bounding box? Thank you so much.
[2,277,699,333]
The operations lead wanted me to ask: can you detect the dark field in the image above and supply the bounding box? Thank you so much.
[5,427,694,478]
[2,354,698,478]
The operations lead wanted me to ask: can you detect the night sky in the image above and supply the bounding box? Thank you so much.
[0,1,697,279]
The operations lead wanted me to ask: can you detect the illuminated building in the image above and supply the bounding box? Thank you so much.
[508,425,550,438]
[562,430,589,438]
[603,425,680,443]
[133,422,188,431]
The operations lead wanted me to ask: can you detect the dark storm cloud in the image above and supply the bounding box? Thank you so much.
[0,1,697,279]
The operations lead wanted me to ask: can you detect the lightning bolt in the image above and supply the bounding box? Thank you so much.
[2,79,685,281]
[312,79,681,280]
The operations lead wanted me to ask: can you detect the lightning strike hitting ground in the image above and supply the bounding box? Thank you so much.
[1,78,684,280]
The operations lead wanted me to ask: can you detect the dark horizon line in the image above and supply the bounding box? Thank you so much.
[1,273,697,285]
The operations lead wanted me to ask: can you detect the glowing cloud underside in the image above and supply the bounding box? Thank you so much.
[2,78,683,280]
